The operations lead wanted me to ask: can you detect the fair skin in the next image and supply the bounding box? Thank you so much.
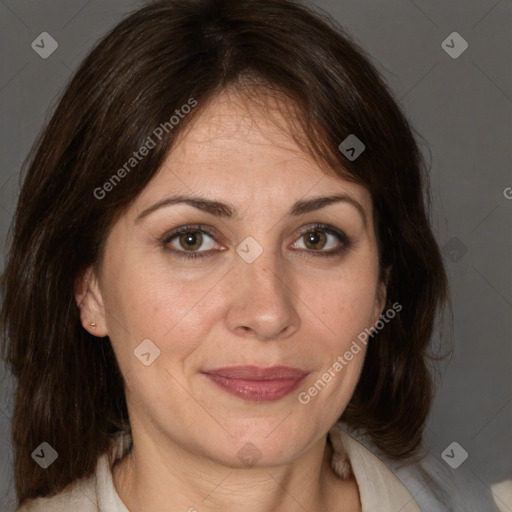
[76,89,387,512]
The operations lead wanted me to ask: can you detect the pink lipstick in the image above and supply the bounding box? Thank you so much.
[201,365,308,402]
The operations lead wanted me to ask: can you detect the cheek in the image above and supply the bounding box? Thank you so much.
[300,268,379,341]
[104,257,225,368]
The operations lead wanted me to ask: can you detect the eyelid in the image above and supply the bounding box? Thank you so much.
[161,223,219,244]
[294,223,350,246]
[160,223,222,258]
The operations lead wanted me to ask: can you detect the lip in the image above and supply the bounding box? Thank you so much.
[201,365,308,402]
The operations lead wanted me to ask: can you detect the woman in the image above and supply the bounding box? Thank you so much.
[0,0,501,510]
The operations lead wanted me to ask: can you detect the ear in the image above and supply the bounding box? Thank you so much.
[372,265,391,325]
[75,266,108,337]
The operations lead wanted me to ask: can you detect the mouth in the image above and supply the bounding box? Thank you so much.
[201,365,309,402]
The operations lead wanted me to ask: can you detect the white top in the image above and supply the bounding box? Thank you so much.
[16,423,422,512]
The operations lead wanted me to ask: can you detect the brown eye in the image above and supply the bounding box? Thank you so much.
[178,231,203,251]
[162,226,218,257]
[290,223,351,257]
[302,230,327,250]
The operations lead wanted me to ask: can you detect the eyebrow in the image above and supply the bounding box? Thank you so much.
[135,193,367,229]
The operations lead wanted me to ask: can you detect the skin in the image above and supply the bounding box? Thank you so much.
[76,89,387,512]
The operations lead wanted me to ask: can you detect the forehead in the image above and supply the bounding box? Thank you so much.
[135,89,372,215]
[172,90,318,176]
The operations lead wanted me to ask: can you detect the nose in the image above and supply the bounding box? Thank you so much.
[225,248,300,342]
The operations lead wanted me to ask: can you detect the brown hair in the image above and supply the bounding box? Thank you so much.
[1,0,451,505]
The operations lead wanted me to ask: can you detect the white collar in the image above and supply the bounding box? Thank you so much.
[329,423,420,511]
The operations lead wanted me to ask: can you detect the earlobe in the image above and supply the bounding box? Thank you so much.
[74,266,108,337]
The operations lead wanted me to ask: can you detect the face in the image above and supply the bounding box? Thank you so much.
[77,89,387,468]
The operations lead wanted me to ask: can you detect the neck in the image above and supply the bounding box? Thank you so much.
[112,426,360,512]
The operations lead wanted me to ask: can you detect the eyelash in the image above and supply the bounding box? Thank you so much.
[160,223,352,260]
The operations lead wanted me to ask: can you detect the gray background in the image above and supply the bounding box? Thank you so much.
[0,0,511,510]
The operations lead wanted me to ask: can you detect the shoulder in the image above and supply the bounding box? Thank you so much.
[333,422,502,512]
[389,444,502,511]
[15,475,97,512]
[15,430,131,512]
